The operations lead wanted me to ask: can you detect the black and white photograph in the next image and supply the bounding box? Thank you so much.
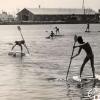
[0,0,100,100]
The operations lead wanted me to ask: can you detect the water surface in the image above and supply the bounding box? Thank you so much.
[0,24,100,100]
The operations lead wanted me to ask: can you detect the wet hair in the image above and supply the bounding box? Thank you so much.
[77,36,83,44]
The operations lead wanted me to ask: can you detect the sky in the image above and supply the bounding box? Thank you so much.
[0,0,99,15]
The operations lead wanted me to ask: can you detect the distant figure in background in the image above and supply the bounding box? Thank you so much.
[85,23,90,32]
[50,31,55,39]
[55,26,60,35]
[71,36,95,78]
[11,40,27,55]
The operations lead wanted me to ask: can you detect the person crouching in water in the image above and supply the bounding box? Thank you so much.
[11,40,27,56]
[71,36,95,78]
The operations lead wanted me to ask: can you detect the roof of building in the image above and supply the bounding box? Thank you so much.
[17,8,97,15]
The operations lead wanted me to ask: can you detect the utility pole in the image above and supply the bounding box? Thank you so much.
[82,0,85,15]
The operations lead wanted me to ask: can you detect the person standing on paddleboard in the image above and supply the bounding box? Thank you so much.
[55,26,60,35]
[85,23,90,32]
[71,36,95,78]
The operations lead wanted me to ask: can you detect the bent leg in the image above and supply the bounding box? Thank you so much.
[80,56,89,77]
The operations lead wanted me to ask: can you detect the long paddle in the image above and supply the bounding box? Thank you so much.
[17,26,30,54]
[66,35,77,81]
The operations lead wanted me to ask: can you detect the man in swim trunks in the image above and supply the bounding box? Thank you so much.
[72,36,95,78]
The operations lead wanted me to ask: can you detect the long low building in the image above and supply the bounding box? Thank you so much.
[17,8,99,23]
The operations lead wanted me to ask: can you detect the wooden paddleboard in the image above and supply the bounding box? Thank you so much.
[73,74,100,82]
[8,51,25,57]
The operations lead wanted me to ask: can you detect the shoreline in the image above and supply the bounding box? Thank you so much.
[0,22,99,25]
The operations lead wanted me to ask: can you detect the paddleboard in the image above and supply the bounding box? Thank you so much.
[55,34,64,37]
[46,36,50,39]
[73,76,81,82]
[85,31,91,32]
[8,51,25,57]
[46,34,64,39]
[73,74,100,82]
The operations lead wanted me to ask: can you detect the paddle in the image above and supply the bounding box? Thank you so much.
[66,35,77,81]
[17,26,30,54]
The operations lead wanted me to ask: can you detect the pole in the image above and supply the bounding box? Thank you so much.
[17,26,24,40]
[82,0,85,15]
[17,26,30,54]
[66,35,77,81]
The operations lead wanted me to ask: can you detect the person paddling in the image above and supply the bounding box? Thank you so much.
[55,26,60,35]
[49,31,55,39]
[71,36,95,78]
[85,23,90,32]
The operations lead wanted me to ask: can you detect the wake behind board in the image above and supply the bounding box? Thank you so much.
[8,51,25,57]
[73,74,100,82]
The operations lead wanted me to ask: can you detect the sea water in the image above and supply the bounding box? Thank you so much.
[0,24,100,100]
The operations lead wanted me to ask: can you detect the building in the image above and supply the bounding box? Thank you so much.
[98,9,100,22]
[17,8,99,23]
[0,11,14,22]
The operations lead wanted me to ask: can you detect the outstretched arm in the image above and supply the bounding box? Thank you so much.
[74,42,86,48]
[72,47,82,59]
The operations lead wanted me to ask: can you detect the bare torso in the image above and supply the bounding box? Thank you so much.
[80,42,93,57]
